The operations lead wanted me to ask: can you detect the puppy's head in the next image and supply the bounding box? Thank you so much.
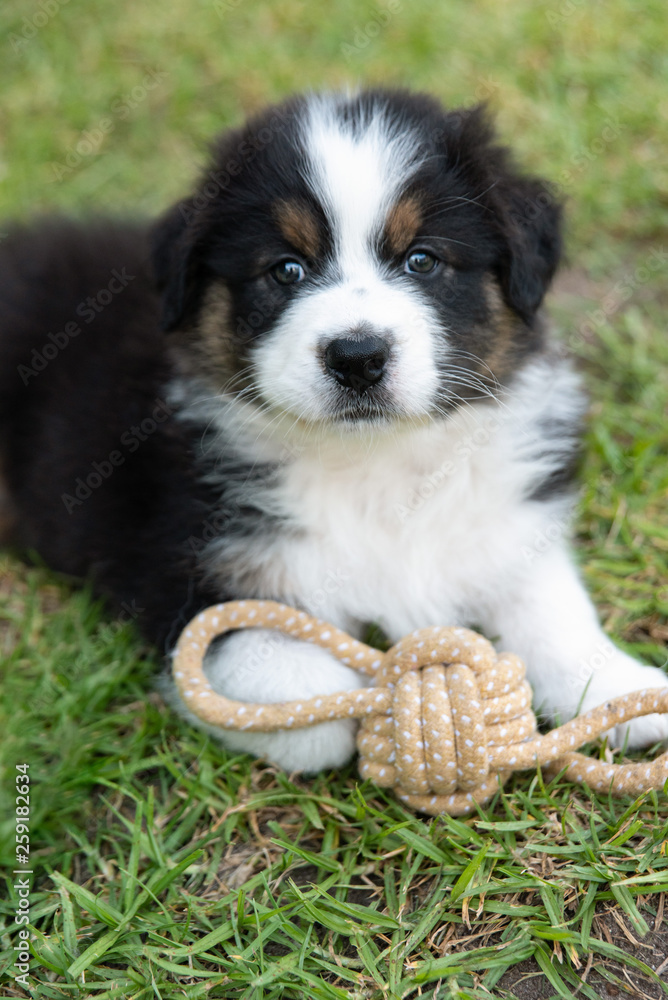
[152,90,561,431]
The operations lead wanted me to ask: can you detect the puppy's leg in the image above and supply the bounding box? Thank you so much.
[167,628,367,772]
[482,544,668,748]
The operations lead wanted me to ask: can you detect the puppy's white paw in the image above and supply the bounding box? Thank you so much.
[180,628,367,773]
[580,658,668,750]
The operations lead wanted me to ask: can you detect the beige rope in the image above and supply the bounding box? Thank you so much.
[172,600,668,815]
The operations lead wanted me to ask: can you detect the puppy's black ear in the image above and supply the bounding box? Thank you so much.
[150,198,201,331]
[494,175,563,322]
[445,105,562,322]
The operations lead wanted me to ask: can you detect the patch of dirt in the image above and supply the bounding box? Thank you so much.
[0,553,70,656]
[496,905,668,999]
[623,615,668,647]
[549,266,607,304]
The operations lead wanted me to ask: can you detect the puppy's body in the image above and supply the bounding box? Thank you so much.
[2,89,666,770]
[0,221,222,647]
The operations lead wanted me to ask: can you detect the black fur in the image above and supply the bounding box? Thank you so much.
[0,90,567,649]
[0,219,224,647]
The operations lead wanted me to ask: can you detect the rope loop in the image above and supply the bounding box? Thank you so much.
[172,600,668,815]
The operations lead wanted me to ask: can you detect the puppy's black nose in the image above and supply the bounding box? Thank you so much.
[324,336,390,392]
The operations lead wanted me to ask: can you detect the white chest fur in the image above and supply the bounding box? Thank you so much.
[267,413,557,638]
[205,355,584,640]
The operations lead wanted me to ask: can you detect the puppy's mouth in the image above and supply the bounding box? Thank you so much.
[253,386,409,431]
[328,399,395,424]
[319,374,408,425]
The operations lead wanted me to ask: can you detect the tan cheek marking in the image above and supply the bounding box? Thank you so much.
[384,196,422,256]
[273,200,320,260]
[479,277,524,379]
[170,281,240,385]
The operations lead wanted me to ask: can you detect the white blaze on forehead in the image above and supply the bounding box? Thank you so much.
[249,95,441,427]
[302,95,424,273]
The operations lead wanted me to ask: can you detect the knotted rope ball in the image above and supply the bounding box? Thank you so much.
[172,600,668,815]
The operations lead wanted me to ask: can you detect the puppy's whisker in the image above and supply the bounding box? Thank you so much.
[445,349,505,384]
[426,183,499,214]
[413,234,477,249]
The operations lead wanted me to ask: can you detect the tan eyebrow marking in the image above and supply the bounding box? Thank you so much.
[384,195,423,255]
[273,199,321,260]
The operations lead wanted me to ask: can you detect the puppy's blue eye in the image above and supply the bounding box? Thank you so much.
[271,260,305,285]
[405,251,438,274]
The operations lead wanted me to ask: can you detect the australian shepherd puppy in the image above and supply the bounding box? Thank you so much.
[1,89,666,771]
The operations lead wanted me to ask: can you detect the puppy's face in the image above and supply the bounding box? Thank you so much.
[153,91,561,430]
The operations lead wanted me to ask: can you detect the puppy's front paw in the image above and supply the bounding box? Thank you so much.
[197,628,367,772]
[580,658,668,750]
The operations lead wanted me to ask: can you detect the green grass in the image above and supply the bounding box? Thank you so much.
[1,2,668,997]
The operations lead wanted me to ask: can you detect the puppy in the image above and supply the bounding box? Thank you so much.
[1,89,666,772]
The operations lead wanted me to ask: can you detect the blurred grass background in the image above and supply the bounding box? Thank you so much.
[1,2,668,997]
[2,0,667,266]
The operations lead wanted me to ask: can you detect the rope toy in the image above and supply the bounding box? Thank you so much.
[172,600,668,815]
